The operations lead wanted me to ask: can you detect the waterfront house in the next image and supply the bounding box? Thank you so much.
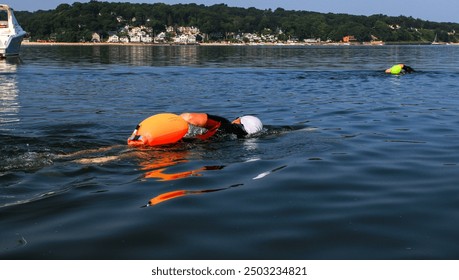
[92,32,101,43]
[107,34,119,43]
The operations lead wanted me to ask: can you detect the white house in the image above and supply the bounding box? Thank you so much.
[130,35,141,43]
[107,34,119,43]
[119,36,129,43]
[142,35,153,43]
[187,34,196,44]
[174,34,188,44]
[173,34,197,44]
[155,32,167,43]
[92,32,101,42]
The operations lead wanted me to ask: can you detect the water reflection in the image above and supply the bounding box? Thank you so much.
[134,148,224,181]
[147,162,288,206]
[82,45,199,66]
[68,145,226,179]
[67,126,293,206]
[147,183,243,206]
[69,145,232,205]
[0,60,20,127]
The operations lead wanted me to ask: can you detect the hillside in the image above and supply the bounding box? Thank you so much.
[14,1,459,43]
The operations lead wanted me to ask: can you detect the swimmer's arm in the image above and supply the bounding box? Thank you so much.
[180,113,231,128]
[74,155,120,164]
[57,145,129,164]
[181,113,232,140]
[403,65,415,73]
[180,112,208,127]
[57,146,121,159]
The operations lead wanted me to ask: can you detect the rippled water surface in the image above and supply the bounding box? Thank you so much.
[1,45,459,259]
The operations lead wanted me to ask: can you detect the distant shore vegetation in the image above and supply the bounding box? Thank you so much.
[15,0,459,44]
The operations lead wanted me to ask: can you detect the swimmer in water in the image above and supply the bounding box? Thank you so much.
[127,112,263,146]
[66,113,263,163]
[180,112,263,140]
[385,64,415,75]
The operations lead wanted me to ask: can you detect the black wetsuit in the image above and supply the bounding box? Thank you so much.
[402,65,415,73]
[207,114,248,138]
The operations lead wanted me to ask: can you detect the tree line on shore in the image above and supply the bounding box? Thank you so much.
[15,1,459,43]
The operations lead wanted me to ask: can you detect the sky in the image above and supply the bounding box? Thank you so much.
[4,0,459,23]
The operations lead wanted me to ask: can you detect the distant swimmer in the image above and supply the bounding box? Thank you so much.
[385,64,415,75]
[127,112,263,147]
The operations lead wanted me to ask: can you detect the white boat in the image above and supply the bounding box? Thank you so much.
[0,4,26,58]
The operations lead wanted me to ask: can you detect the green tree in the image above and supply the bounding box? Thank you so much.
[14,2,459,43]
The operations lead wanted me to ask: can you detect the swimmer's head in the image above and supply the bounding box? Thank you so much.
[233,115,263,135]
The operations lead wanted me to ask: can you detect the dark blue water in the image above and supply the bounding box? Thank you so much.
[1,45,459,259]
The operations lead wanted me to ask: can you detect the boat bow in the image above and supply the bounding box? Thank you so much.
[0,4,26,58]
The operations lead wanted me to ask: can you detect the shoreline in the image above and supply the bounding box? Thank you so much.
[22,41,459,47]
[21,41,362,47]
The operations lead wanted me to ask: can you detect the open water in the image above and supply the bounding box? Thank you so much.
[1,45,459,259]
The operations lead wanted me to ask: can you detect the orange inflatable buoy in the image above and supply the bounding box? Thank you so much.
[127,113,189,147]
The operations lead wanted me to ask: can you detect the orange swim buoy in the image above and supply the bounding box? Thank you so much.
[127,113,189,147]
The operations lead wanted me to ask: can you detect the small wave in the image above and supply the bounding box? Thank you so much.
[252,165,287,180]
[0,151,55,173]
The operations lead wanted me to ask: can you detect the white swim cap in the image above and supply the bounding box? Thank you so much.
[240,116,263,135]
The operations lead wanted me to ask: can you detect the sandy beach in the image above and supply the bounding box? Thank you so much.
[20,40,383,47]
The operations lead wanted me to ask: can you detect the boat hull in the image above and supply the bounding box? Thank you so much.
[0,4,26,58]
[0,33,25,57]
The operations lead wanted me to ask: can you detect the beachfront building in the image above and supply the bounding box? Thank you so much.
[128,25,153,43]
[92,32,101,43]
[106,24,154,43]
[165,25,202,44]
[154,32,167,43]
[173,34,197,44]
[287,38,300,44]
[142,35,153,43]
[107,34,119,43]
[177,26,200,35]
[304,38,321,44]
[261,34,278,43]
[342,35,357,43]
[243,33,262,43]
[119,36,129,43]
[130,35,141,43]
[166,26,175,33]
